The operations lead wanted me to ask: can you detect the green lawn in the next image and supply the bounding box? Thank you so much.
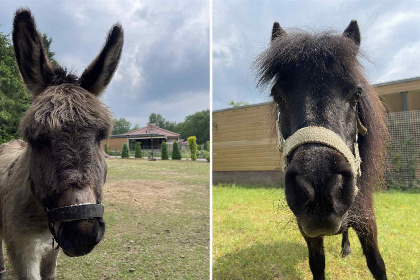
[4,159,210,279]
[213,185,420,280]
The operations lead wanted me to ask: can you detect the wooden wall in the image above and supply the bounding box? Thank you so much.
[213,103,283,172]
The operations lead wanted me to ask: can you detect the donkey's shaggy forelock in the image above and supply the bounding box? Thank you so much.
[20,85,113,142]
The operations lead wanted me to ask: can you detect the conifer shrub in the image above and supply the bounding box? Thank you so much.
[135,142,142,158]
[121,143,130,158]
[172,142,182,160]
[104,144,109,155]
[161,142,168,160]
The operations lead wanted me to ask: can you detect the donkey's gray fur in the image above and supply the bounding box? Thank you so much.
[0,8,123,279]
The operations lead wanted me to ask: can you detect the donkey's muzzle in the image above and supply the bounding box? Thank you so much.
[57,218,105,257]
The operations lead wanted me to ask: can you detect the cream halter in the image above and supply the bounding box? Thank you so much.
[277,111,367,179]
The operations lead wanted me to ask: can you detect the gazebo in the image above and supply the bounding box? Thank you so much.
[106,123,181,152]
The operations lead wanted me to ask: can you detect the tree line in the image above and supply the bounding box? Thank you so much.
[0,28,209,145]
[0,28,56,144]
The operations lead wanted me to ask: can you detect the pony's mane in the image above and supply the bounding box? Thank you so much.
[255,30,388,191]
[255,30,361,88]
[19,84,112,141]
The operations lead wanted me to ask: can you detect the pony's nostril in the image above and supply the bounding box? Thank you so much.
[295,175,315,202]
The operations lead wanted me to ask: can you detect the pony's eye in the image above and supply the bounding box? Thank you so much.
[352,86,362,103]
[271,87,286,105]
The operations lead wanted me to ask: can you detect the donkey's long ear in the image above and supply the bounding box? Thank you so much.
[80,24,124,96]
[271,22,287,42]
[13,9,54,97]
[343,20,360,48]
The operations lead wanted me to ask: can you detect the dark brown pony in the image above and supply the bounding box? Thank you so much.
[0,9,123,279]
[255,21,388,280]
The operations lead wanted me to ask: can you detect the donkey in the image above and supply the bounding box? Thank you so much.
[255,21,388,279]
[0,9,123,279]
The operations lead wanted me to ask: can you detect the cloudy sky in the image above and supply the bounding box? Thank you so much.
[0,0,209,126]
[213,0,420,110]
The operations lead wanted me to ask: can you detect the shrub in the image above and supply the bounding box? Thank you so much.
[161,142,168,160]
[104,144,109,155]
[172,142,182,160]
[135,142,142,158]
[202,150,210,162]
[121,143,130,158]
[197,144,202,151]
[207,141,210,152]
[188,136,197,161]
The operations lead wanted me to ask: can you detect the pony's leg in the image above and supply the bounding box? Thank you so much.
[0,241,6,280]
[354,221,387,280]
[340,229,352,257]
[7,240,42,280]
[304,236,325,280]
[40,249,59,280]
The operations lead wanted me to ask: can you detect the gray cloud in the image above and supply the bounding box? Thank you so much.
[213,0,420,110]
[0,0,209,124]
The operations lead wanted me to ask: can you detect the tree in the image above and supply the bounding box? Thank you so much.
[104,144,109,155]
[134,142,142,158]
[132,123,140,130]
[178,110,209,144]
[0,28,30,144]
[121,143,130,158]
[41,33,58,67]
[172,142,182,160]
[228,101,249,108]
[161,142,168,160]
[148,113,166,128]
[112,118,132,135]
[188,136,197,161]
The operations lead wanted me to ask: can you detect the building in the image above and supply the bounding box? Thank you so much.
[213,77,420,186]
[106,123,181,152]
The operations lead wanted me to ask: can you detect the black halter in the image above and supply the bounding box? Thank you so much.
[44,203,104,249]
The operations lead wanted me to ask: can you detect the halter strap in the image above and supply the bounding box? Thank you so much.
[276,113,366,179]
[47,204,104,223]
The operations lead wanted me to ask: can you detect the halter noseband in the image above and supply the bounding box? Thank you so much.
[276,109,367,179]
[44,203,104,248]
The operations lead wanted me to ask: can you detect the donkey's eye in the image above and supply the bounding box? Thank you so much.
[96,131,106,142]
[33,134,51,147]
[351,86,362,103]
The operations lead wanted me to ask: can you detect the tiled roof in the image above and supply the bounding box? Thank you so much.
[123,125,180,137]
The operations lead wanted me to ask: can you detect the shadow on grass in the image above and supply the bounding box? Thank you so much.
[213,241,307,280]
[214,184,283,190]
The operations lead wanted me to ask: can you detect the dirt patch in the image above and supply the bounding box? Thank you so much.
[104,180,191,213]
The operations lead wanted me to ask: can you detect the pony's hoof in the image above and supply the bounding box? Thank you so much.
[341,247,352,257]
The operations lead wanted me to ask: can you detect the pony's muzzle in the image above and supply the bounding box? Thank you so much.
[57,218,105,257]
[284,144,357,236]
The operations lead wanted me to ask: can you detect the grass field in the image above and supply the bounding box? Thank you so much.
[213,184,420,280]
[4,159,209,279]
